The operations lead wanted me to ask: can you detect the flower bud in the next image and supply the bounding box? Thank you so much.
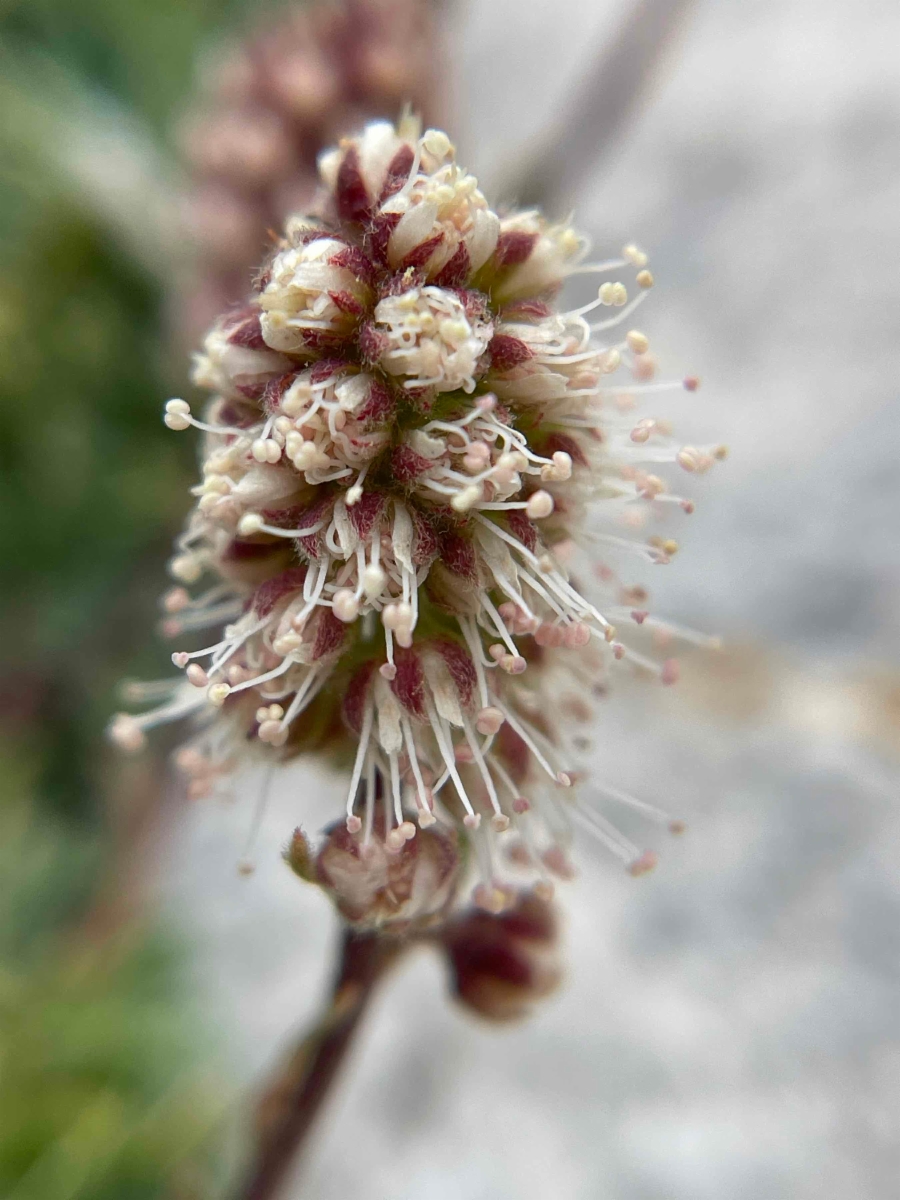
[373,286,493,394]
[259,235,371,354]
[440,890,562,1022]
[312,818,460,930]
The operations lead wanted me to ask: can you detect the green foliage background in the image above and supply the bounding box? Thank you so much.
[0,1,277,1194]
[0,0,249,821]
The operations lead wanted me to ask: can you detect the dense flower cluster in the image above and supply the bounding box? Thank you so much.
[176,0,441,345]
[113,117,723,921]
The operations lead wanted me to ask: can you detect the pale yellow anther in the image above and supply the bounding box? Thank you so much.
[475,706,505,735]
[108,714,146,753]
[525,490,554,519]
[332,589,360,623]
[170,555,202,584]
[599,282,627,306]
[272,632,304,655]
[164,398,192,431]
[451,484,482,512]
[363,564,386,599]
[252,438,282,464]
[281,384,312,416]
[385,829,406,852]
[238,513,265,536]
[642,474,666,497]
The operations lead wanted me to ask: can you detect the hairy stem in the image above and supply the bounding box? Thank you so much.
[234,928,404,1200]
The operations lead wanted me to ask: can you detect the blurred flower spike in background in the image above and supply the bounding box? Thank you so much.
[112,114,723,921]
[176,0,443,345]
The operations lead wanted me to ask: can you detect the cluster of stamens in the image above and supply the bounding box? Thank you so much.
[113,116,723,922]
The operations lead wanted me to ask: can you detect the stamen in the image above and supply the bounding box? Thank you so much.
[461,715,507,830]
[567,258,627,275]
[494,702,570,787]
[590,290,647,332]
[214,656,294,701]
[108,687,208,751]
[237,513,327,539]
[424,698,480,827]
[480,595,525,672]
[236,766,275,875]
[277,666,328,734]
[400,714,435,826]
[164,398,250,436]
[585,783,682,833]
[566,282,627,321]
[163,600,244,636]
[363,756,376,846]
[120,678,182,704]
[346,462,370,506]
[387,752,406,846]
[457,617,494,708]
[569,803,643,867]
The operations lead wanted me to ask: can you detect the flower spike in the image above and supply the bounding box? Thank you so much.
[112,118,720,921]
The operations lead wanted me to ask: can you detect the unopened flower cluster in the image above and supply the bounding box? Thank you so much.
[113,117,723,922]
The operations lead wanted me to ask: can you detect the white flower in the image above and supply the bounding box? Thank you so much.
[373,285,493,393]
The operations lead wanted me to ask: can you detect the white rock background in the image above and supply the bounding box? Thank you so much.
[165,1,900,1196]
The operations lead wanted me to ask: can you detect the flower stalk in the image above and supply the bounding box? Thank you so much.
[236,926,405,1200]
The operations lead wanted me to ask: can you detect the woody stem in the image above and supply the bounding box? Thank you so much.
[234,927,404,1200]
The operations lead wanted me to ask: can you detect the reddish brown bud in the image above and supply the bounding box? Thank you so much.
[434,640,477,707]
[441,890,562,1022]
[356,379,395,424]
